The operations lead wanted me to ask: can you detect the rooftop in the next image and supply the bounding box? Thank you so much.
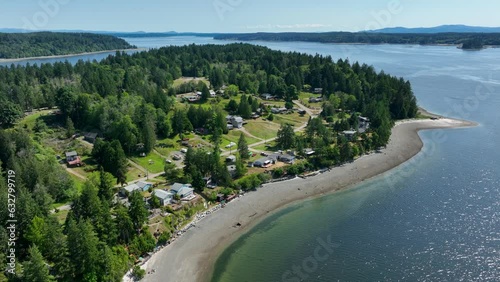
[65,151,77,157]
[152,189,174,200]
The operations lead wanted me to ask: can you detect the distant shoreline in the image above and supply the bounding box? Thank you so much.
[140,113,476,282]
[0,48,145,63]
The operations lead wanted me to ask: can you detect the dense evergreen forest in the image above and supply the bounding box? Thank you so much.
[0,32,135,59]
[0,44,418,281]
[214,32,500,49]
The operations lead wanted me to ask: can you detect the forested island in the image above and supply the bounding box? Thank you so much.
[0,32,135,59]
[0,43,417,281]
[214,32,500,49]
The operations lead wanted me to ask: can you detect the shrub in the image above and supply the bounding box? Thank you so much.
[132,266,145,281]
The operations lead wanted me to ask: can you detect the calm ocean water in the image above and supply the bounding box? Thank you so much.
[4,37,499,281]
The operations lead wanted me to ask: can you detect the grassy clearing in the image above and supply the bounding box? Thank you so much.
[221,130,260,147]
[131,151,166,174]
[173,77,209,88]
[126,166,145,183]
[54,209,69,224]
[252,141,278,151]
[244,120,280,140]
[17,110,54,130]
[274,112,309,127]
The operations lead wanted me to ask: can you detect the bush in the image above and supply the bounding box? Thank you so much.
[157,231,171,245]
[326,116,334,123]
[272,168,285,178]
[236,174,263,191]
[132,266,145,281]
[257,173,271,183]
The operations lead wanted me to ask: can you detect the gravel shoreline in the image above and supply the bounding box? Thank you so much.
[139,117,476,282]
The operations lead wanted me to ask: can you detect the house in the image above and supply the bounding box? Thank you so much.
[226,123,234,130]
[358,116,370,133]
[186,96,200,103]
[226,155,236,163]
[278,154,296,164]
[309,97,323,103]
[152,189,174,206]
[342,130,357,141]
[261,93,274,100]
[359,116,370,123]
[230,116,244,129]
[84,132,98,143]
[65,151,82,167]
[304,148,316,156]
[253,157,275,168]
[271,108,287,114]
[121,184,141,196]
[209,90,217,97]
[313,88,323,94]
[120,181,153,196]
[136,181,153,191]
[65,151,78,162]
[170,183,194,199]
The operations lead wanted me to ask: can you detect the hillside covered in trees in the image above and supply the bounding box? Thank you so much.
[0,43,418,281]
[214,32,500,49]
[0,32,135,59]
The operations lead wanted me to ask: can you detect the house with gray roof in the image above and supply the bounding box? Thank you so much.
[152,189,174,206]
[253,157,275,168]
[170,183,194,199]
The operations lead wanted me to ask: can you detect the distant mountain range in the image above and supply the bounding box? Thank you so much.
[368,25,500,34]
[0,29,217,38]
[2,25,500,35]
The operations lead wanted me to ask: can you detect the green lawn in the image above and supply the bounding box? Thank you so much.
[126,166,145,183]
[274,113,310,127]
[244,120,280,140]
[173,77,209,88]
[221,130,260,148]
[131,151,167,174]
[17,110,53,130]
[54,209,69,224]
[252,141,278,152]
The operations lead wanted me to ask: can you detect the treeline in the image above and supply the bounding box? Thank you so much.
[0,43,417,147]
[0,129,153,281]
[214,32,500,48]
[0,32,135,59]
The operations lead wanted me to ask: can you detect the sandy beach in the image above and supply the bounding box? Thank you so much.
[0,48,145,63]
[141,117,475,282]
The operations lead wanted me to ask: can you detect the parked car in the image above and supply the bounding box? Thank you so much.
[180,148,188,153]
[173,154,182,160]
[260,152,269,156]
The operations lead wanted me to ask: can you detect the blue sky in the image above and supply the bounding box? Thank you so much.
[1,0,499,32]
